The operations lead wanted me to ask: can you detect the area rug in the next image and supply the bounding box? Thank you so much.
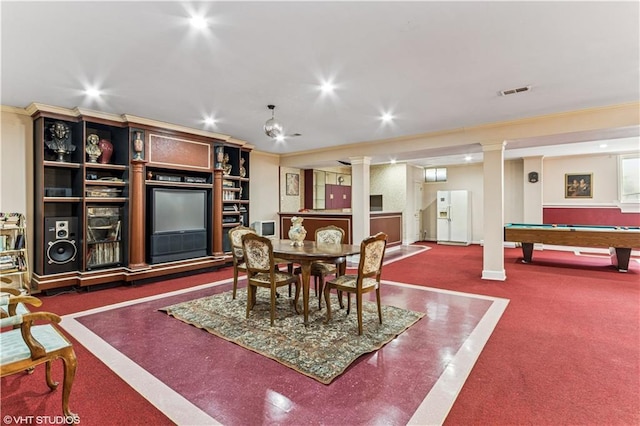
[160,288,424,384]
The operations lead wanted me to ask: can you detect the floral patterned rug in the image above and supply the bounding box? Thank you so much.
[160,288,424,384]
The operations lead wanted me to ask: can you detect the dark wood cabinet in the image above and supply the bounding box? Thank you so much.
[325,184,351,209]
[29,104,249,291]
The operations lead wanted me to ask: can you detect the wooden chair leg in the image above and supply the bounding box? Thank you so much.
[323,284,333,323]
[287,263,293,297]
[270,286,277,326]
[232,268,239,299]
[60,348,77,418]
[356,292,363,335]
[376,287,382,324]
[246,285,253,319]
[317,275,324,310]
[45,360,58,390]
[292,277,301,315]
[346,293,351,315]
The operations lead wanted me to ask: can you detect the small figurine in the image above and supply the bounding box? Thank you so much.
[222,153,232,176]
[239,157,246,178]
[86,134,102,163]
[46,121,76,162]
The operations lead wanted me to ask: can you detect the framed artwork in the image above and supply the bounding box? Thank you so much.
[565,173,592,198]
[286,173,300,196]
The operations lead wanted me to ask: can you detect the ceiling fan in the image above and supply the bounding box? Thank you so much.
[263,105,301,140]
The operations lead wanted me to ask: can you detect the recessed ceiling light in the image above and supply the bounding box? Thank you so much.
[390,159,397,164]
[275,134,285,142]
[320,81,335,94]
[84,87,102,98]
[203,116,216,126]
[599,143,608,148]
[190,15,208,29]
[465,155,473,162]
[381,112,394,122]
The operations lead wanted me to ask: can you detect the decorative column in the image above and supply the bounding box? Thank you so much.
[212,168,223,255]
[481,141,506,281]
[349,156,371,245]
[128,158,148,270]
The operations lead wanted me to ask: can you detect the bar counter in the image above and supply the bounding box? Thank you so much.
[278,211,402,247]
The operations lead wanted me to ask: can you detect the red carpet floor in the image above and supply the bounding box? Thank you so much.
[1,244,638,425]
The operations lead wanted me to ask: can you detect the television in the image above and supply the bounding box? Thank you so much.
[148,188,209,263]
[370,194,383,212]
[252,220,277,238]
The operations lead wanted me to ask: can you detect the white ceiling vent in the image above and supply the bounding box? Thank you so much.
[499,85,532,96]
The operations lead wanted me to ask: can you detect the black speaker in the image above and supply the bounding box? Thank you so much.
[44,217,78,275]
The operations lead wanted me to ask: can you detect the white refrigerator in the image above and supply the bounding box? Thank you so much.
[436,190,472,245]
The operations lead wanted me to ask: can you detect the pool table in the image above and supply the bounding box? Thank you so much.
[504,223,640,272]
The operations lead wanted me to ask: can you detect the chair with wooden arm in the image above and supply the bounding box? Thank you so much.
[0,285,35,318]
[0,294,77,419]
[324,232,387,335]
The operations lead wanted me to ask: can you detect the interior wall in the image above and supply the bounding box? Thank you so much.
[370,163,406,212]
[248,151,281,232]
[542,153,619,205]
[279,166,302,213]
[1,107,34,270]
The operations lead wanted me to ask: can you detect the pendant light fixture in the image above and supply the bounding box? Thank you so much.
[264,105,284,139]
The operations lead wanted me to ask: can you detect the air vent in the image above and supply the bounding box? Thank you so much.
[499,85,532,96]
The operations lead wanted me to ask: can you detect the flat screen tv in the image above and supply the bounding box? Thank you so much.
[148,188,209,263]
[251,220,276,238]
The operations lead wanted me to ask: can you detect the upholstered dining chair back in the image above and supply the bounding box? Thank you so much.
[315,225,344,245]
[305,225,347,309]
[323,232,388,335]
[242,233,273,272]
[228,225,257,299]
[359,233,387,277]
[241,233,300,326]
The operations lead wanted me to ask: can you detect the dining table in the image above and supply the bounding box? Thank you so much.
[271,239,361,325]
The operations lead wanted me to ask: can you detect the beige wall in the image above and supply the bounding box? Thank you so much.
[370,163,406,212]
[543,153,619,205]
[279,166,302,213]
[248,151,281,233]
[1,107,34,270]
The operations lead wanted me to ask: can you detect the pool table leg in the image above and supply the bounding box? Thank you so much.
[521,242,534,263]
[611,247,631,272]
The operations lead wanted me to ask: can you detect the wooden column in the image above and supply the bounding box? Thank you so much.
[212,169,223,255]
[128,159,148,270]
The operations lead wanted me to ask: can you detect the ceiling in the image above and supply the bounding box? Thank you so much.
[2,1,639,167]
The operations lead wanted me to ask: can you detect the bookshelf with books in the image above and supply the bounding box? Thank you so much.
[0,213,30,294]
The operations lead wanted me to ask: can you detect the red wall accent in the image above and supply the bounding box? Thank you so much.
[543,207,640,226]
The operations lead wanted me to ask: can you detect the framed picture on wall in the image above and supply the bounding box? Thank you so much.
[565,173,592,198]
[286,173,299,196]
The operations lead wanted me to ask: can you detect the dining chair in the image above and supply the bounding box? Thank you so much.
[228,225,257,299]
[0,293,77,419]
[323,232,387,335]
[242,233,301,326]
[306,225,346,309]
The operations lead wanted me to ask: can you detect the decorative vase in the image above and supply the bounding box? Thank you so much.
[288,216,307,247]
[98,139,113,164]
[133,131,144,160]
